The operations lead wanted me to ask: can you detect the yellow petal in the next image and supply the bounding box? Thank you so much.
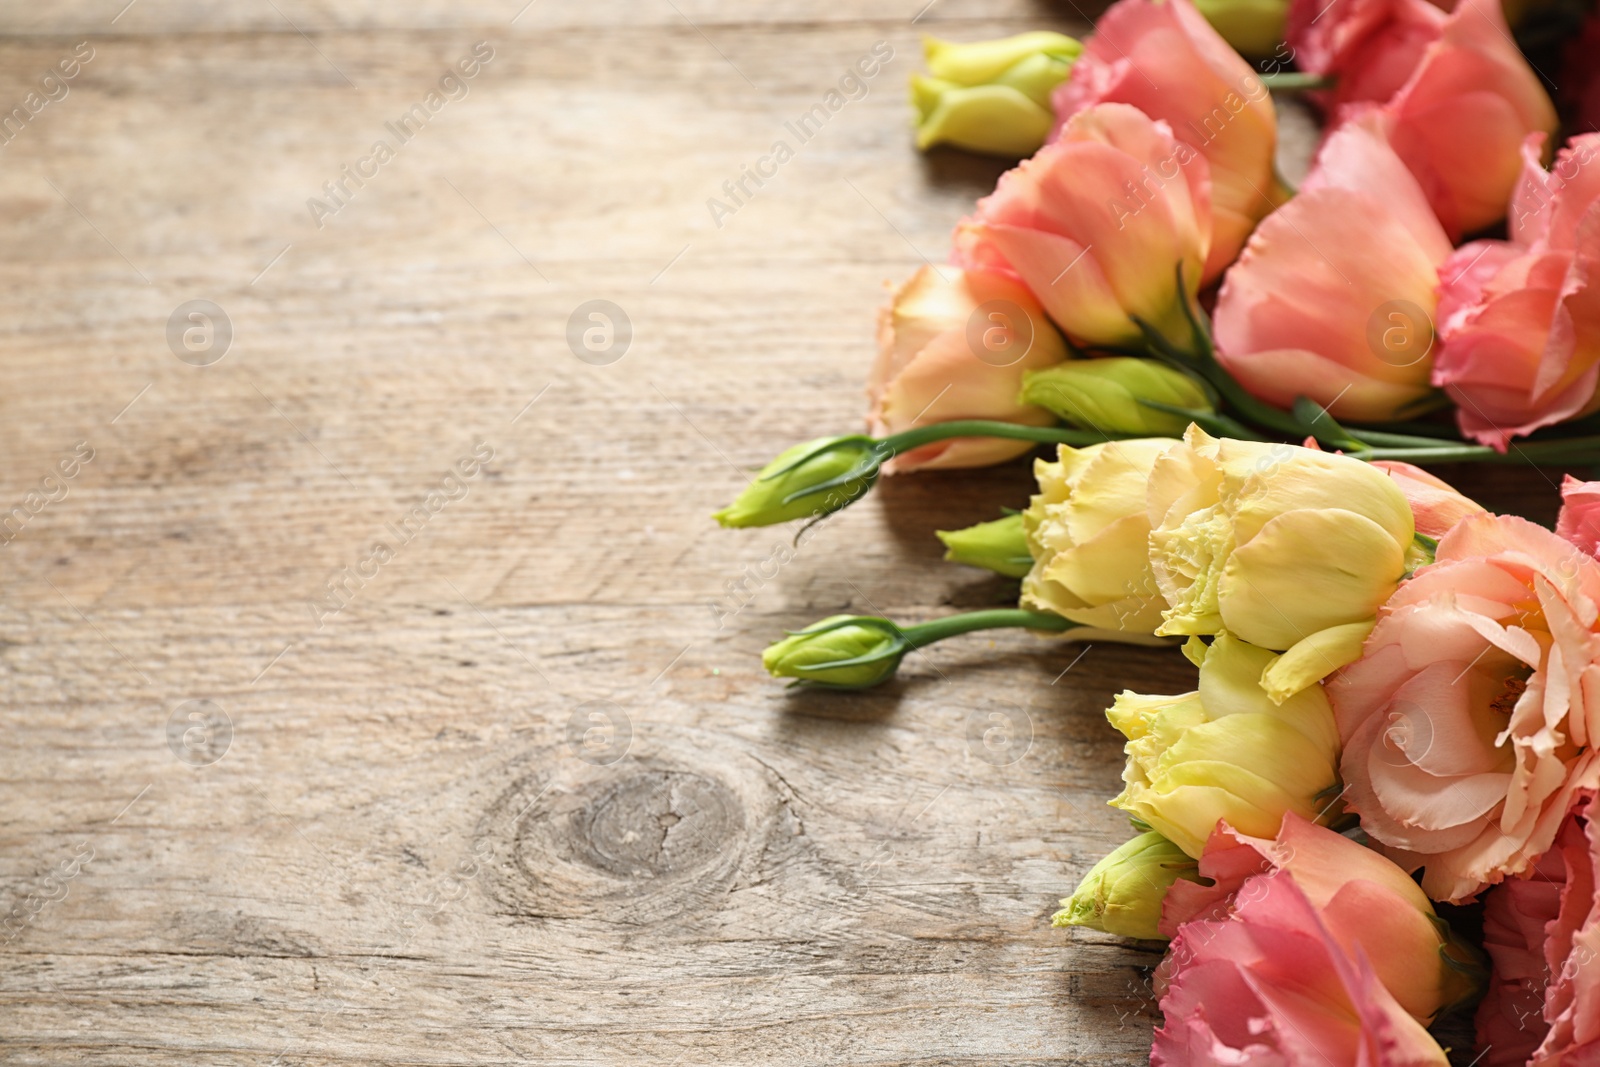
[1219,508,1404,650]
[1045,514,1156,606]
[1260,619,1376,704]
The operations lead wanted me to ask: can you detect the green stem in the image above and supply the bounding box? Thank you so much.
[1260,72,1337,92]
[879,415,1600,469]
[1351,419,1460,439]
[1361,436,1600,463]
[901,608,1074,648]
[1202,368,1307,436]
[1342,428,1469,449]
[881,420,1134,454]
[1138,290,1311,439]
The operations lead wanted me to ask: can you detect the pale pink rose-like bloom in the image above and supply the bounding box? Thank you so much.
[1371,460,1486,540]
[868,265,1069,472]
[1049,0,1280,283]
[1159,814,1481,1025]
[1152,868,1449,1067]
[1558,475,1600,560]
[1432,133,1600,449]
[954,103,1211,357]
[1213,116,1451,422]
[1285,0,1449,113]
[1475,793,1600,1066]
[1329,511,1600,903]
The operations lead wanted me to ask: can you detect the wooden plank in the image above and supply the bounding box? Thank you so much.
[0,7,1567,1065]
[0,1,1087,35]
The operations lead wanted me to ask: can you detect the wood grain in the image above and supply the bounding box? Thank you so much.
[0,4,1573,1064]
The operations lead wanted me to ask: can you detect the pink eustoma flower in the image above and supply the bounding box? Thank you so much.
[1371,460,1486,540]
[1285,0,1448,114]
[1329,511,1600,903]
[1558,474,1600,560]
[1289,0,1555,237]
[1153,867,1449,1066]
[1375,0,1557,238]
[868,266,1069,472]
[1050,0,1281,282]
[1212,115,1451,421]
[1160,814,1481,1025]
[1475,793,1600,1065]
[1432,133,1600,449]
[954,103,1211,356]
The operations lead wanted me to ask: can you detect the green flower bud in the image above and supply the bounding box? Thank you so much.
[1191,0,1289,57]
[1019,358,1213,436]
[936,513,1032,578]
[761,615,909,689]
[713,435,883,529]
[1052,831,1200,939]
[912,32,1081,158]
[761,608,1078,690]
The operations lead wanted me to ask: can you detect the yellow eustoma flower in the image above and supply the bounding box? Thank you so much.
[1107,632,1341,858]
[1022,438,1179,635]
[1146,425,1413,697]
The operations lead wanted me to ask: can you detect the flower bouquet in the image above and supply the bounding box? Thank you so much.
[715,0,1600,1061]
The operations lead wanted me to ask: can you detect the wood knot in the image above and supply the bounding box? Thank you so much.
[570,770,740,879]
[479,758,748,924]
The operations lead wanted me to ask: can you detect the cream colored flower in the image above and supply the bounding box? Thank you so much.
[1147,425,1414,695]
[1108,632,1341,857]
[1022,438,1178,634]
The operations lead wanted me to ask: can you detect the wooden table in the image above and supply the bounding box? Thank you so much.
[0,3,1567,1063]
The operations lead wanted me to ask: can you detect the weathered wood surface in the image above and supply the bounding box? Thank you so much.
[0,3,1571,1064]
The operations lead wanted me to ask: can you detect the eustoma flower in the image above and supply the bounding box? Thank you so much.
[1154,871,1449,1065]
[1050,0,1281,280]
[870,265,1069,471]
[954,103,1211,356]
[1147,426,1417,696]
[1558,474,1600,558]
[1213,116,1452,422]
[911,32,1081,157]
[1372,0,1557,238]
[1021,438,1177,634]
[1161,815,1482,1025]
[1329,510,1600,902]
[1107,632,1341,858]
[1285,0,1449,115]
[1289,0,1556,237]
[1475,794,1600,1064]
[1432,133,1600,449]
[1151,815,1470,1065]
[1372,460,1486,540]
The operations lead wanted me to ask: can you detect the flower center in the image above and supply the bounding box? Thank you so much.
[1490,674,1529,716]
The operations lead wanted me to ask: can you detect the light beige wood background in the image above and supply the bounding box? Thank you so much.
[0,2,1567,1063]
